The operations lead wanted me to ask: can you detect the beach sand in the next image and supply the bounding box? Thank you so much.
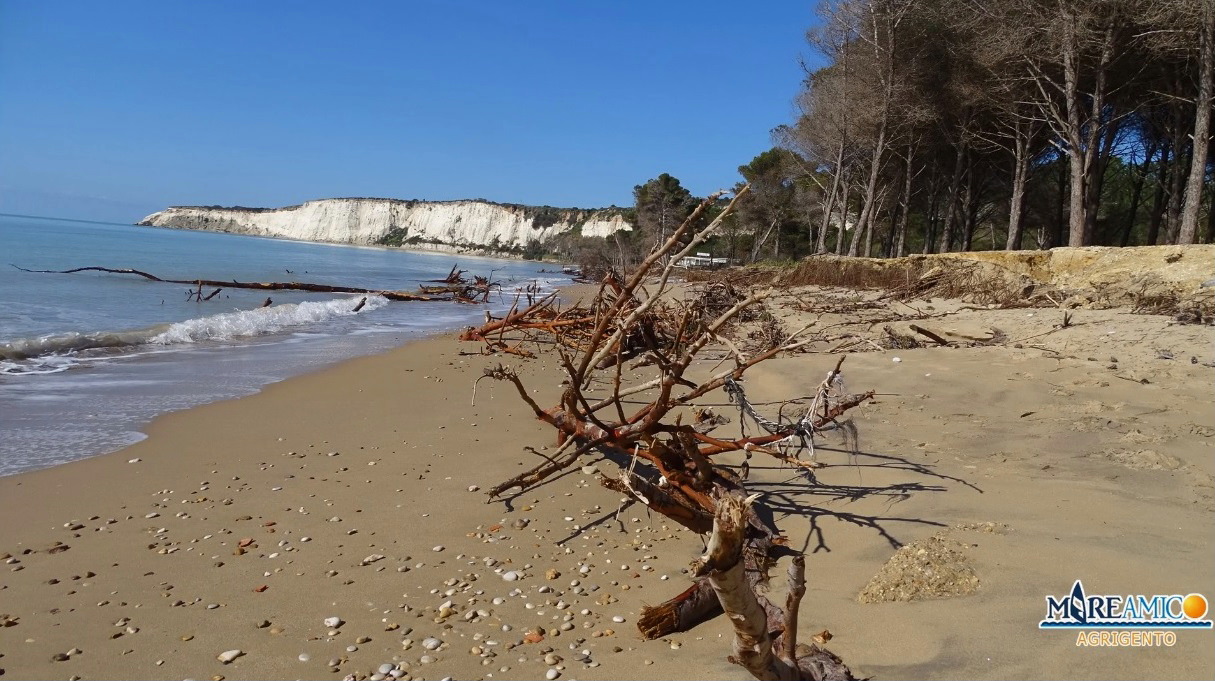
[1,285,1213,680]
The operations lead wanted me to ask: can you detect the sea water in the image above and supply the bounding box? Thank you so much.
[0,214,568,475]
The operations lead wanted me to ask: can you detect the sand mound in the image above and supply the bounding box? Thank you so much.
[857,535,979,603]
[858,522,1008,604]
[701,245,1214,315]
[1096,448,1182,471]
[940,246,1215,313]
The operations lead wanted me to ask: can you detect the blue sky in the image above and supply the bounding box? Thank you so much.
[0,1,820,223]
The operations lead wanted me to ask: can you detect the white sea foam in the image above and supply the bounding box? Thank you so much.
[0,295,388,375]
[149,295,388,345]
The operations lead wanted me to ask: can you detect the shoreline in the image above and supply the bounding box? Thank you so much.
[1,284,1212,680]
[0,265,577,478]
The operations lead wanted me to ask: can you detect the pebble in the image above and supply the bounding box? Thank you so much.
[502,571,520,581]
[611,615,625,623]
[432,545,445,552]
[545,669,561,680]
[217,649,243,664]
[324,616,344,628]
[378,663,395,675]
[298,653,310,662]
[422,637,442,650]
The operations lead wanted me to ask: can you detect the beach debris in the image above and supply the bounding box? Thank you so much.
[12,264,499,303]
[323,616,344,628]
[475,187,862,680]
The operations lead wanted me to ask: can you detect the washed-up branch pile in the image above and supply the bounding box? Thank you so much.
[10,265,498,303]
[474,186,867,681]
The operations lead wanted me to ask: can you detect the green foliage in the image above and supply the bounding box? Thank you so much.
[376,227,410,246]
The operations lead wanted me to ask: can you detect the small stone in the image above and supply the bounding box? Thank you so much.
[502,571,520,582]
[545,569,560,580]
[217,649,243,664]
[356,636,371,644]
[422,637,442,650]
[378,663,395,675]
[611,615,625,623]
[546,669,561,680]
[432,545,445,552]
[256,620,271,629]
[324,617,343,628]
[51,653,70,662]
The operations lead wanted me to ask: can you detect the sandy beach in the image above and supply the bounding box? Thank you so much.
[2,280,1213,680]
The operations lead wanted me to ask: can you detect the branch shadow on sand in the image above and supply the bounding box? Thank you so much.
[739,443,983,555]
[532,440,979,554]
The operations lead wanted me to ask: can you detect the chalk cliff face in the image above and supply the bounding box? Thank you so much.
[138,198,631,252]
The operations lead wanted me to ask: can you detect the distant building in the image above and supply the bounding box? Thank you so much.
[673,252,731,269]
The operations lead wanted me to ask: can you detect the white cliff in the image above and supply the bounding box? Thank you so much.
[138,198,631,252]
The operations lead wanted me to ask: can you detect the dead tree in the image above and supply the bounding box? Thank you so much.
[11,265,496,303]
[476,185,868,681]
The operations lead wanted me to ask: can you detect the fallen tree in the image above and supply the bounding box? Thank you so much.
[475,185,867,680]
[9,265,496,303]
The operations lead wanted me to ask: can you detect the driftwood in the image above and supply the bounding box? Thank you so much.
[476,185,865,680]
[10,265,495,303]
[701,495,854,681]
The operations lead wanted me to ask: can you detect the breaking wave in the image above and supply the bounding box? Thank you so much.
[0,295,388,375]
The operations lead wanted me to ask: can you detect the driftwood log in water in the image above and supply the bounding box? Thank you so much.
[10,265,487,302]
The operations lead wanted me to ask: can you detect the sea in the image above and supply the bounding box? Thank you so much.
[0,213,569,476]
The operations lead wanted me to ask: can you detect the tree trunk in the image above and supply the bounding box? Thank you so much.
[1179,1,1215,244]
[895,152,914,257]
[1005,122,1030,250]
[1147,146,1170,245]
[816,141,845,253]
[924,169,942,254]
[1060,9,1090,247]
[1166,132,1188,244]
[960,168,976,252]
[849,112,889,256]
[1121,136,1158,246]
[937,142,968,253]
[1081,26,1115,244]
[1206,178,1215,243]
[835,179,851,255]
